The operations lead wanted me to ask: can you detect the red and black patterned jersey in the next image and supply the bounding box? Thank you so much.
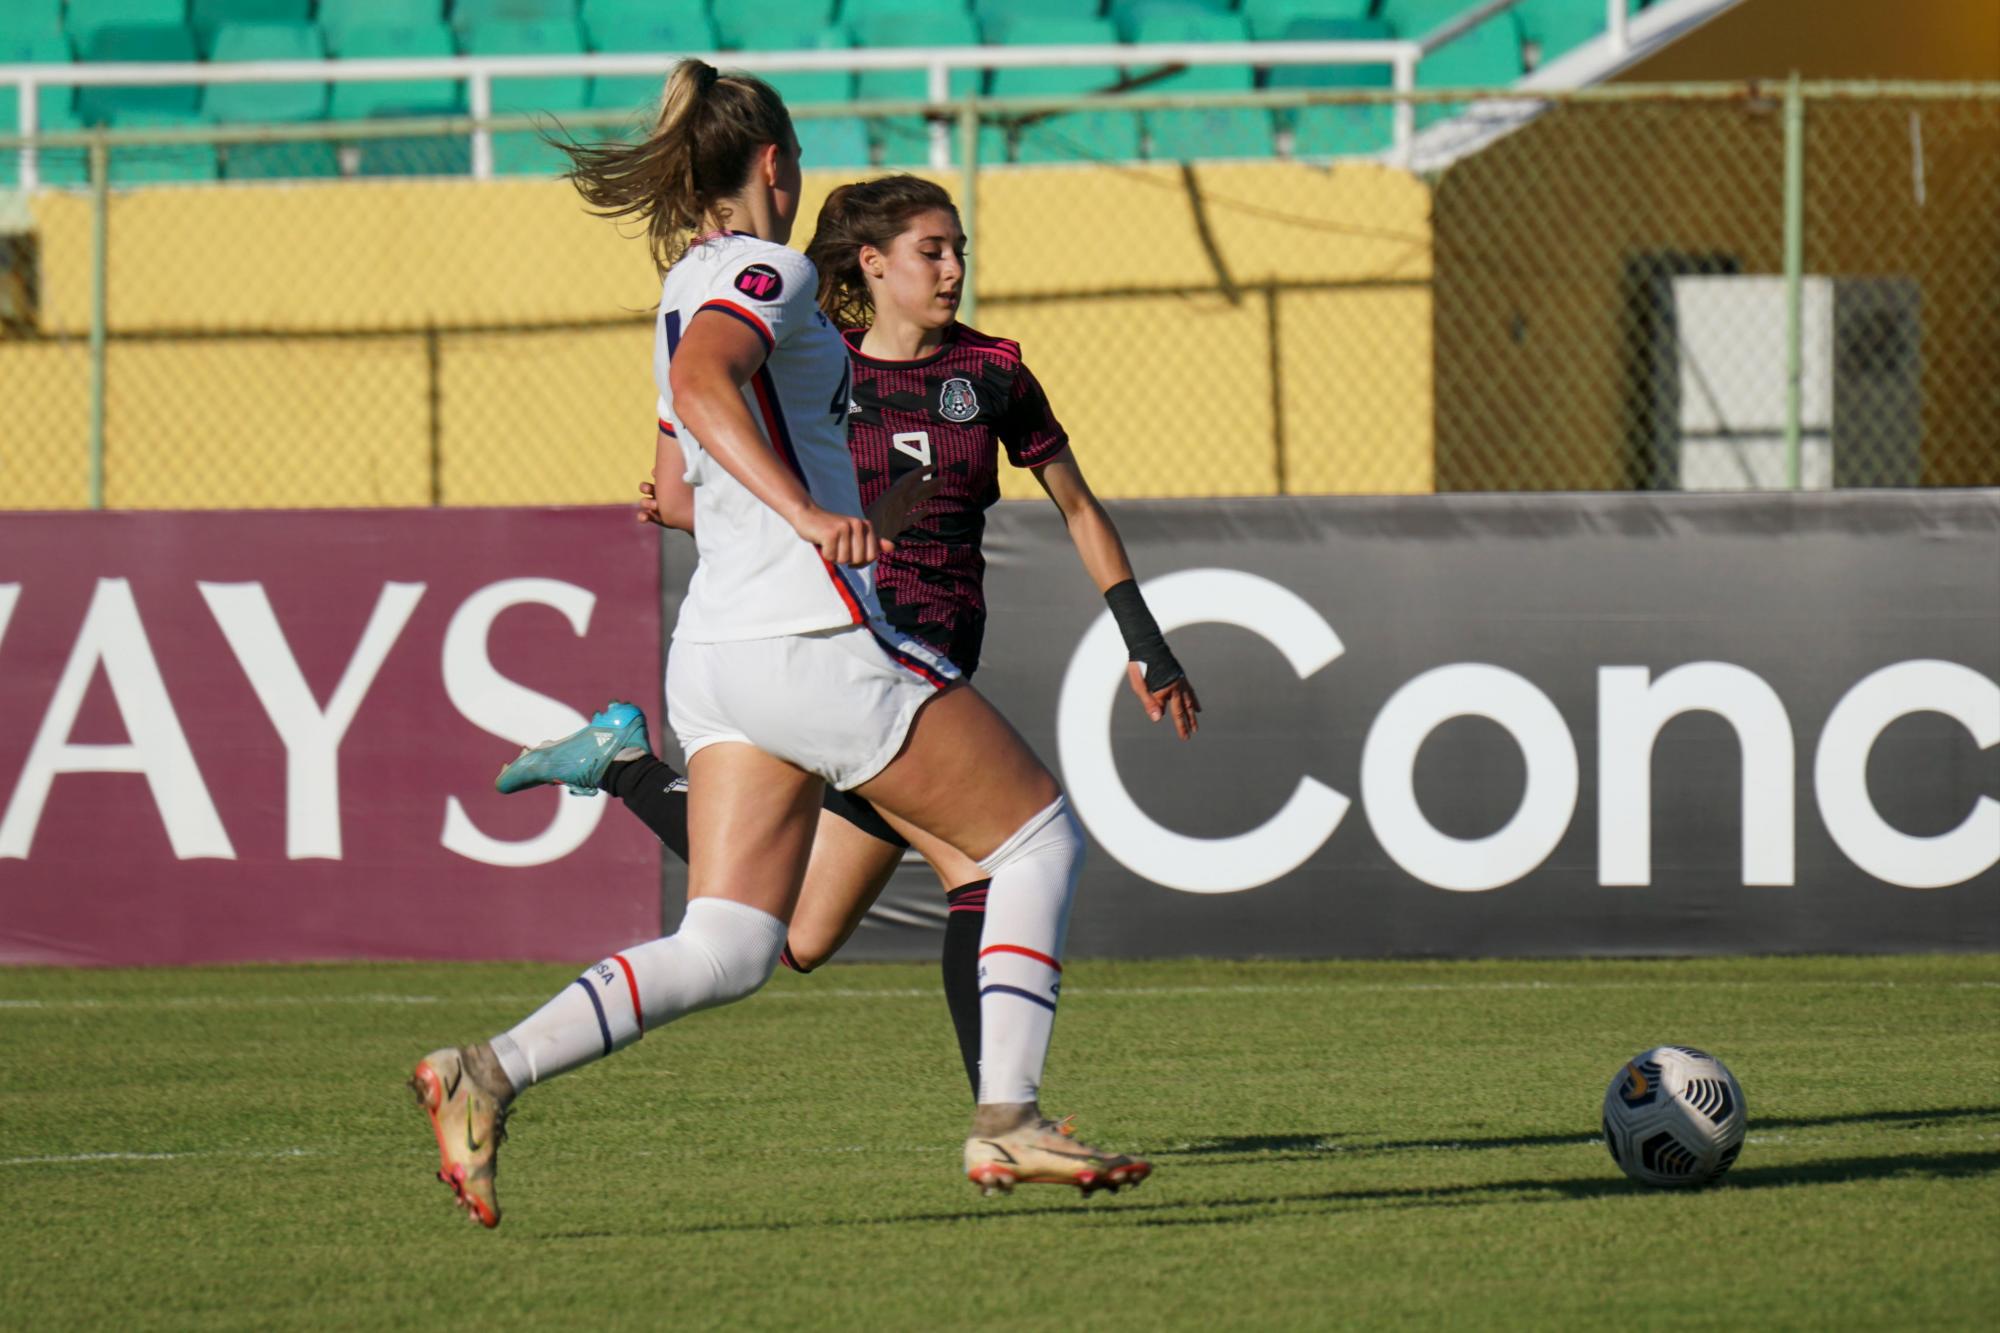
[843,323,1069,675]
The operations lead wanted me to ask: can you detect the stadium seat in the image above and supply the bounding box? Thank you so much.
[101,110,222,183]
[331,21,467,175]
[971,0,1095,31]
[205,23,329,123]
[1517,0,1643,67]
[981,18,1136,165]
[63,0,188,50]
[0,3,67,41]
[320,1,445,55]
[1243,0,1375,41]
[712,0,832,52]
[0,30,87,186]
[1267,17,1394,157]
[1376,0,1481,42]
[76,23,202,128]
[585,15,718,115]
[207,22,340,181]
[464,19,592,175]
[1128,11,1272,161]
[851,10,981,166]
[451,0,578,32]
[1413,9,1524,124]
[727,29,870,169]
[1110,0,1239,39]
[330,22,462,119]
[190,0,312,52]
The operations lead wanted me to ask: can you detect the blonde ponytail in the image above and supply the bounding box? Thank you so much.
[558,59,793,272]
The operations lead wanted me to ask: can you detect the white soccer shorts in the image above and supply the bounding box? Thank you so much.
[665,623,961,791]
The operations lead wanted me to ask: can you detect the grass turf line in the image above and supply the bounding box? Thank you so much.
[1,955,1995,1330]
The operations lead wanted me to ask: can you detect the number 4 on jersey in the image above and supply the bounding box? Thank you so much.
[893,431,932,468]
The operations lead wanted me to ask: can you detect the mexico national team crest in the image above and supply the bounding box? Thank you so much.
[939,377,980,422]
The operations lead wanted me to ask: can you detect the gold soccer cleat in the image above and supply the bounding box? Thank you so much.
[409,1047,510,1229]
[964,1117,1151,1198]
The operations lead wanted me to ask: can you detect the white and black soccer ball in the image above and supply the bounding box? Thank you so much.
[1601,1046,1747,1187]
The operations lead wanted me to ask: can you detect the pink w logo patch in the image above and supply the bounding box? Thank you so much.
[734,263,785,301]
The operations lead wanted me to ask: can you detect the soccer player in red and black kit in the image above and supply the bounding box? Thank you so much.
[528,176,1198,1127]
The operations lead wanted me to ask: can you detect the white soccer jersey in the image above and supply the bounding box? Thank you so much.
[655,232,881,643]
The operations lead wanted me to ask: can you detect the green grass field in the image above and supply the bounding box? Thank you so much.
[3,955,1996,1330]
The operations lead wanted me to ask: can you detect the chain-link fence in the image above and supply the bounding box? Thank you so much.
[1,83,1995,510]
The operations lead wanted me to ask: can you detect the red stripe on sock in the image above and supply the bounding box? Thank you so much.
[611,953,644,1035]
[980,943,1061,972]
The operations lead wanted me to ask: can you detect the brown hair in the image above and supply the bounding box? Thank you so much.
[558,59,794,273]
[804,176,961,329]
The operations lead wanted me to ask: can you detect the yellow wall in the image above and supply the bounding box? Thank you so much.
[0,161,1435,508]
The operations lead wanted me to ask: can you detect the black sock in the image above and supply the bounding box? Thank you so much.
[941,879,990,1101]
[600,757,689,864]
[779,943,814,974]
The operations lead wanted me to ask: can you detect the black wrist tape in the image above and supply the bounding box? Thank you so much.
[1104,579,1184,692]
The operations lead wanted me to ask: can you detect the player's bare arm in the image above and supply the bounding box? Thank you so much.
[1034,448,1202,739]
[639,426,696,531]
[669,312,886,568]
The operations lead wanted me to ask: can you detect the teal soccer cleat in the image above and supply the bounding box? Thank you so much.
[494,701,650,796]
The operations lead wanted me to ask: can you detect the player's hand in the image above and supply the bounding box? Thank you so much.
[867,468,941,542]
[1126,662,1201,740]
[637,474,667,527]
[795,505,888,568]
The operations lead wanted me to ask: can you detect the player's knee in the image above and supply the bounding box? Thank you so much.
[980,795,1084,877]
[678,897,786,1009]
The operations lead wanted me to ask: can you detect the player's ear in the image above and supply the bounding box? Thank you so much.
[755,141,780,186]
[859,242,887,280]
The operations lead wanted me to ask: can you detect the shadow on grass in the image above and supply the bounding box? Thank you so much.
[612,1147,2000,1240]
[1167,1105,2000,1164]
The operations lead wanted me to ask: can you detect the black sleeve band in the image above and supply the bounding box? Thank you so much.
[1104,579,1184,692]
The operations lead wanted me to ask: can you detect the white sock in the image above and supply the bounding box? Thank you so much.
[489,897,787,1092]
[975,797,1084,1106]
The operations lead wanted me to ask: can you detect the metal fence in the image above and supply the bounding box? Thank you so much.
[1,82,1995,510]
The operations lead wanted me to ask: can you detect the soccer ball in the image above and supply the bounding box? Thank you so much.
[1601,1046,1747,1187]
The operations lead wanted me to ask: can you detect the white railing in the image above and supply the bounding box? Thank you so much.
[0,0,1644,189]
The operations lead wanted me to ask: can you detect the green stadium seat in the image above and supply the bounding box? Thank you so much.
[330,23,462,119]
[0,4,67,41]
[205,23,328,123]
[101,110,222,183]
[585,14,716,113]
[713,0,832,51]
[465,20,591,175]
[1413,9,1523,124]
[1110,0,1234,39]
[191,1,312,52]
[452,0,578,32]
[76,23,202,128]
[331,20,466,174]
[1243,0,1374,41]
[839,0,953,27]
[1267,17,1393,157]
[731,29,871,169]
[221,139,342,178]
[851,10,980,166]
[356,130,470,176]
[1377,0,1481,42]
[1129,12,1272,160]
[64,0,189,49]
[972,0,1094,31]
[320,1,445,54]
[0,32,88,186]
[980,19,1135,165]
[1517,0,1642,67]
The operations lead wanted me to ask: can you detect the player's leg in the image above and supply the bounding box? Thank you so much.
[412,741,818,1227]
[780,805,903,973]
[876,811,989,1100]
[494,701,691,863]
[854,684,1148,1195]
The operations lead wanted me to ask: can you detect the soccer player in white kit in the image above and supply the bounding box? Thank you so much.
[407,61,1148,1229]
